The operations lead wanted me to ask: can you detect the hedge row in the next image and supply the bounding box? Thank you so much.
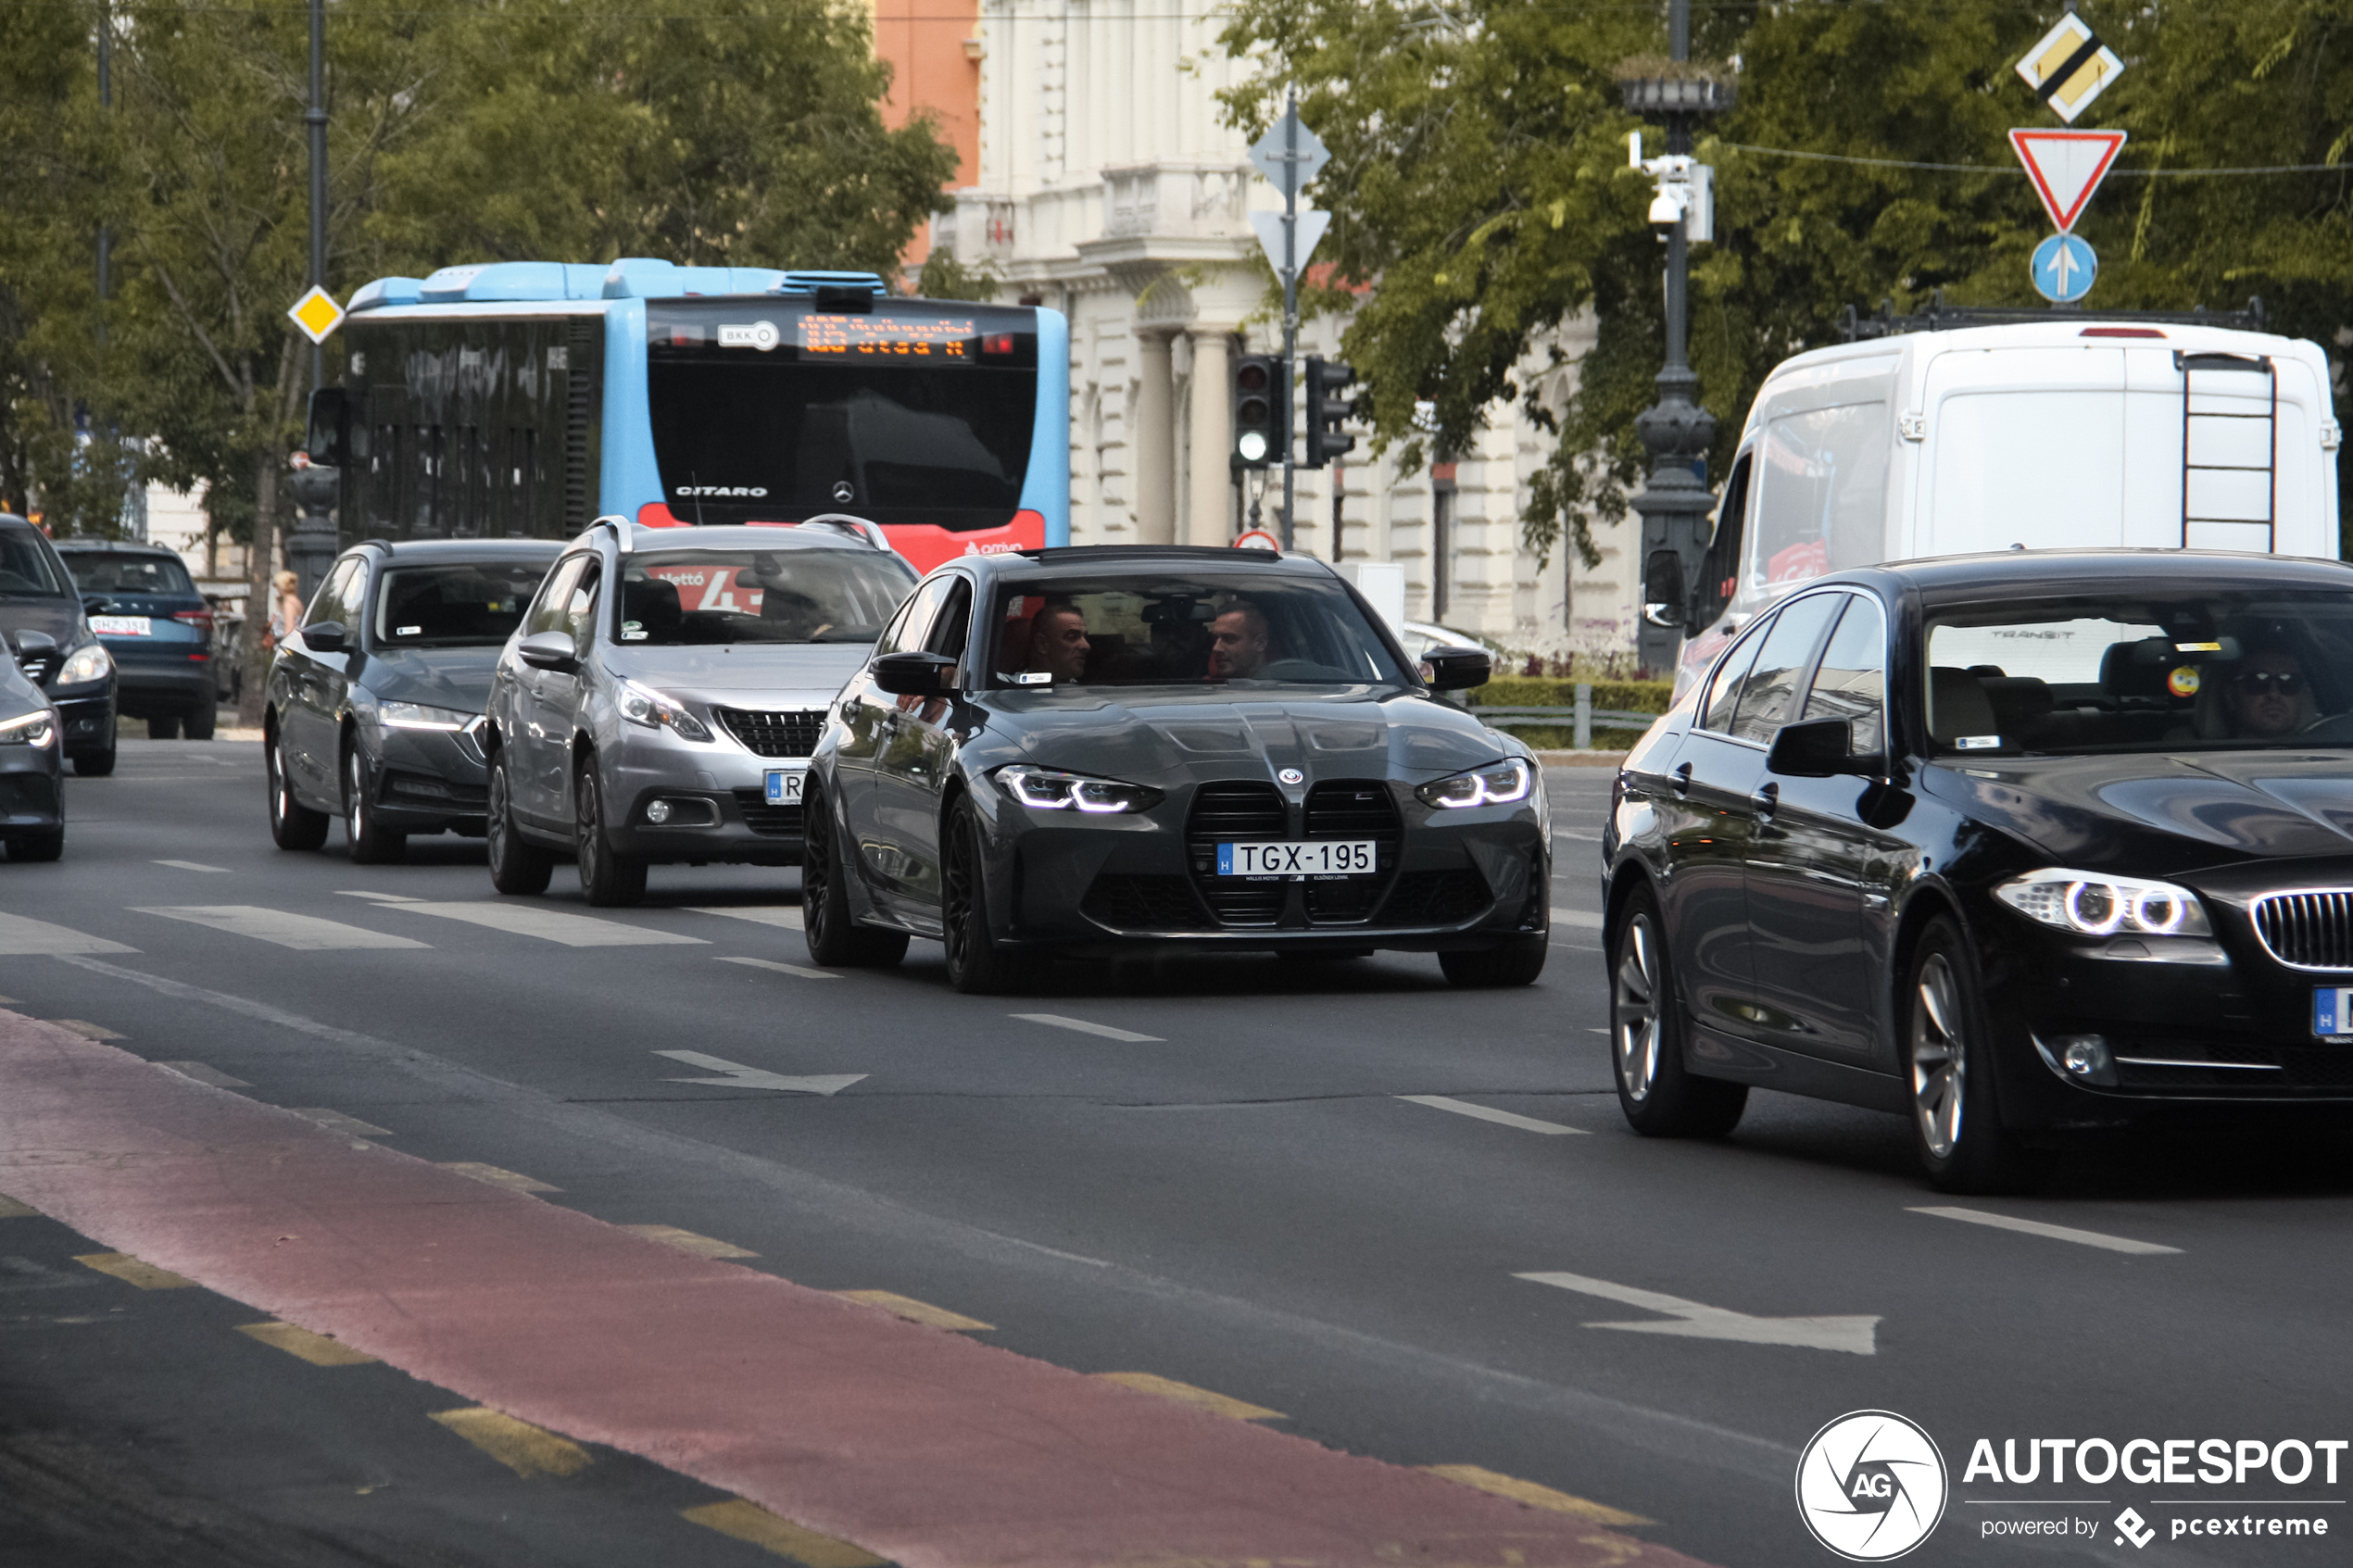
[1466,677,1674,714]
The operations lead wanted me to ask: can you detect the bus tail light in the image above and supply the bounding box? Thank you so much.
[981,332,1016,357]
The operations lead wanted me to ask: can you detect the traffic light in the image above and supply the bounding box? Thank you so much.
[1232,353,1286,468]
[1302,358,1358,469]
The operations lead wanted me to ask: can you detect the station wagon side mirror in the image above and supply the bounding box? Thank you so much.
[1767,717,1881,779]
[873,650,958,697]
[515,630,578,673]
[302,621,348,655]
[1420,646,1491,692]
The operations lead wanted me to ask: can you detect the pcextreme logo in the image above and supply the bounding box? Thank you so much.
[1796,1411,1950,1561]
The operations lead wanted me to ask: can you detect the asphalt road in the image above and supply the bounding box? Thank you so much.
[5,739,2352,1568]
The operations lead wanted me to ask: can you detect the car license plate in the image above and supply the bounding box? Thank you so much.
[1217,840,1378,877]
[2314,986,2353,1038]
[764,768,805,806]
[90,615,150,636]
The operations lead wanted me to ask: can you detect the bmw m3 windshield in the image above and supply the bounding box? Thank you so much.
[1926,588,2353,756]
[619,547,916,646]
[987,574,1414,688]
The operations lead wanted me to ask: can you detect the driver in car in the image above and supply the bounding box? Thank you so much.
[1025,600,1092,684]
[2223,646,2316,738]
[1206,602,1271,681]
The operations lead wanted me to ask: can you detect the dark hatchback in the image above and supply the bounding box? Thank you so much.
[51,539,217,739]
[0,514,117,774]
[266,538,562,861]
[799,546,1548,993]
[1604,549,2353,1190]
[0,638,63,859]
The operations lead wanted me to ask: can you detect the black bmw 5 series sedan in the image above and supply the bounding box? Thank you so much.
[1604,548,2353,1190]
[799,546,1549,993]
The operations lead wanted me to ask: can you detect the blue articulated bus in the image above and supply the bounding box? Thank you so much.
[310,258,1069,572]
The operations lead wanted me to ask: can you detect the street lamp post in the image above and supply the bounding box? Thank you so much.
[285,0,340,599]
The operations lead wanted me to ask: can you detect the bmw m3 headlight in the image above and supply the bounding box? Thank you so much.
[618,681,712,743]
[1994,869,2210,937]
[1416,757,1533,809]
[994,764,1162,814]
[55,644,111,687]
[0,710,56,748]
[376,700,473,733]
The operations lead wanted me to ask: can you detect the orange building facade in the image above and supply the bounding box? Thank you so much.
[870,0,982,275]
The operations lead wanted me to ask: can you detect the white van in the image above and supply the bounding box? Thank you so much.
[1667,320,2344,691]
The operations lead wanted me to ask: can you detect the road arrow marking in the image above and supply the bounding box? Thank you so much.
[1515,1270,1879,1355]
[654,1050,865,1096]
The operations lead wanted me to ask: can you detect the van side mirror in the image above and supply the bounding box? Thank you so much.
[1767,717,1881,778]
[873,650,957,697]
[1641,549,1686,630]
[306,387,350,468]
[1420,646,1491,692]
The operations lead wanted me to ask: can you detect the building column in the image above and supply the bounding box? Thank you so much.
[1186,329,1231,546]
[1134,333,1175,545]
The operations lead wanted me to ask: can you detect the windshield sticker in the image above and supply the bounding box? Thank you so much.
[716,321,781,352]
[1005,671,1052,685]
[621,620,648,641]
[1954,735,2003,750]
[396,625,422,636]
[2176,640,2222,652]
[2168,666,2201,698]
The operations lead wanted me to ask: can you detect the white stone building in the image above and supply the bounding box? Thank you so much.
[934,0,1642,660]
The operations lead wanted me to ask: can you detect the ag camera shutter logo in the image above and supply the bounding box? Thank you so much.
[1796,1411,1948,1561]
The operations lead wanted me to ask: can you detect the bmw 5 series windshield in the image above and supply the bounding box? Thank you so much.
[376,561,552,647]
[620,547,915,646]
[988,575,1414,688]
[1926,589,2353,756]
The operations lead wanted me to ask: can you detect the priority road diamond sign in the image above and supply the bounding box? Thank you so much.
[287,285,345,345]
[2014,13,2126,124]
[2009,128,2128,232]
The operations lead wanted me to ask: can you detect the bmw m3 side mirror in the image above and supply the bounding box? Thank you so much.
[515,630,578,672]
[1767,717,1880,778]
[873,650,958,697]
[1420,646,1491,692]
[301,621,349,655]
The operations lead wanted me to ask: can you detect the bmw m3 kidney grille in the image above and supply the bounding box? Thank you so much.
[1186,781,1289,925]
[1302,781,1401,922]
[716,707,824,758]
[2251,890,2353,970]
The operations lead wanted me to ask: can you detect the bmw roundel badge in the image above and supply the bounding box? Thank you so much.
[1278,768,1304,785]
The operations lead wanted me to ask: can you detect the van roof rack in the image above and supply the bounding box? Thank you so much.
[1839,292,2266,343]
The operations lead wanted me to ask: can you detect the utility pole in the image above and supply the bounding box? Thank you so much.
[95,0,109,341]
[306,0,328,395]
[283,0,341,598]
[1277,89,1300,549]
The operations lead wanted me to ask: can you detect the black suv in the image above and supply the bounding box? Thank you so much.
[51,538,218,739]
[0,514,118,775]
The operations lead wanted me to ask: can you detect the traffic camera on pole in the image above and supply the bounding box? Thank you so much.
[1232,353,1286,468]
[1302,358,1358,469]
[1628,132,1713,243]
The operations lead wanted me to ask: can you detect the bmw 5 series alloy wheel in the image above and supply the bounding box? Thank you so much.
[1910,953,1967,1161]
[1608,885,1745,1137]
[1905,917,2031,1193]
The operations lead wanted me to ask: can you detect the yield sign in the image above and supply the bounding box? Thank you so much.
[2009,128,2127,233]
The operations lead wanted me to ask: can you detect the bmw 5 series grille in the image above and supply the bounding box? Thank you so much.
[2251,890,2353,970]
[717,707,824,759]
[1186,781,1288,925]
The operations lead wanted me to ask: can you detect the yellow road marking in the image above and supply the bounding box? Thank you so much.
[622,1223,757,1260]
[834,1289,991,1332]
[0,1194,37,1219]
[682,1499,887,1566]
[74,1252,195,1290]
[436,1161,560,1194]
[429,1407,592,1477]
[294,1108,392,1137]
[51,1020,125,1041]
[1093,1372,1284,1422]
[237,1321,378,1366]
[1421,1464,1653,1526]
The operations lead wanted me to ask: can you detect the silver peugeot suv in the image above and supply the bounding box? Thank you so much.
[482,518,917,905]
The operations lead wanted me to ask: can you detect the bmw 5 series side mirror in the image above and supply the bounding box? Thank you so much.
[1421,646,1491,692]
[873,650,957,697]
[516,630,579,672]
[302,621,349,655]
[1767,717,1881,778]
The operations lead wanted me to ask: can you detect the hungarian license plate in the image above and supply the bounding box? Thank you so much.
[90,615,151,636]
[764,768,806,806]
[2313,986,2353,1038]
[1217,840,1378,877]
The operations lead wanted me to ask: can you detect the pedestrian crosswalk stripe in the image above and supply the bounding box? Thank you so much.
[0,912,135,957]
[131,906,429,951]
[686,905,804,930]
[363,899,705,947]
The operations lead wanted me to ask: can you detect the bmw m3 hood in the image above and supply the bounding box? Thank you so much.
[991,685,1513,784]
[1930,750,2353,872]
[359,646,509,715]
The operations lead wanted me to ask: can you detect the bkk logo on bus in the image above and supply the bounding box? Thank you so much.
[717,320,782,351]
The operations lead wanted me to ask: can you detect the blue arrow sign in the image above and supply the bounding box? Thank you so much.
[2031,232,2097,305]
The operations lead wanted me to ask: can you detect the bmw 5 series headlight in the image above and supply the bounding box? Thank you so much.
[377,700,474,733]
[618,680,711,743]
[55,644,111,687]
[1416,757,1533,809]
[994,764,1162,814]
[0,709,56,748]
[1994,869,2211,937]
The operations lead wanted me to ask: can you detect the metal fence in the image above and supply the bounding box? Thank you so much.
[1472,684,1663,751]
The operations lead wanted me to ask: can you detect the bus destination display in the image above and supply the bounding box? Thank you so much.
[800,316,976,358]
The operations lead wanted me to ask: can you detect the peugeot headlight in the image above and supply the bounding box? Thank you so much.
[376,700,474,733]
[1416,757,1534,809]
[994,764,1162,814]
[1994,869,2210,938]
[617,680,711,743]
[0,709,56,748]
[56,644,111,687]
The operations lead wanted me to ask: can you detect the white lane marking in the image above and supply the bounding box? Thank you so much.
[1398,1095,1585,1135]
[156,1060,248,1087]
[130,906,427,951]
[337,890,424,903]
[372,901,706,947]
[0,912,136,957]
[152,859,230,872]
[1553,831,1604,845]
[717,955,837,981]
[1516,1271,1880,1355]
[687,905,804,930]
[1010,1012,1164,1043]
[653,1050,865,1096]
[293,1108,392,1137]
[1908,1205,2182,1256]
[1586,1026,1609,1035]
[1555,910,1604,929]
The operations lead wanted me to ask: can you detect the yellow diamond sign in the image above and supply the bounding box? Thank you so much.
[2015,14,2125,125]
[287,285,345,345]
